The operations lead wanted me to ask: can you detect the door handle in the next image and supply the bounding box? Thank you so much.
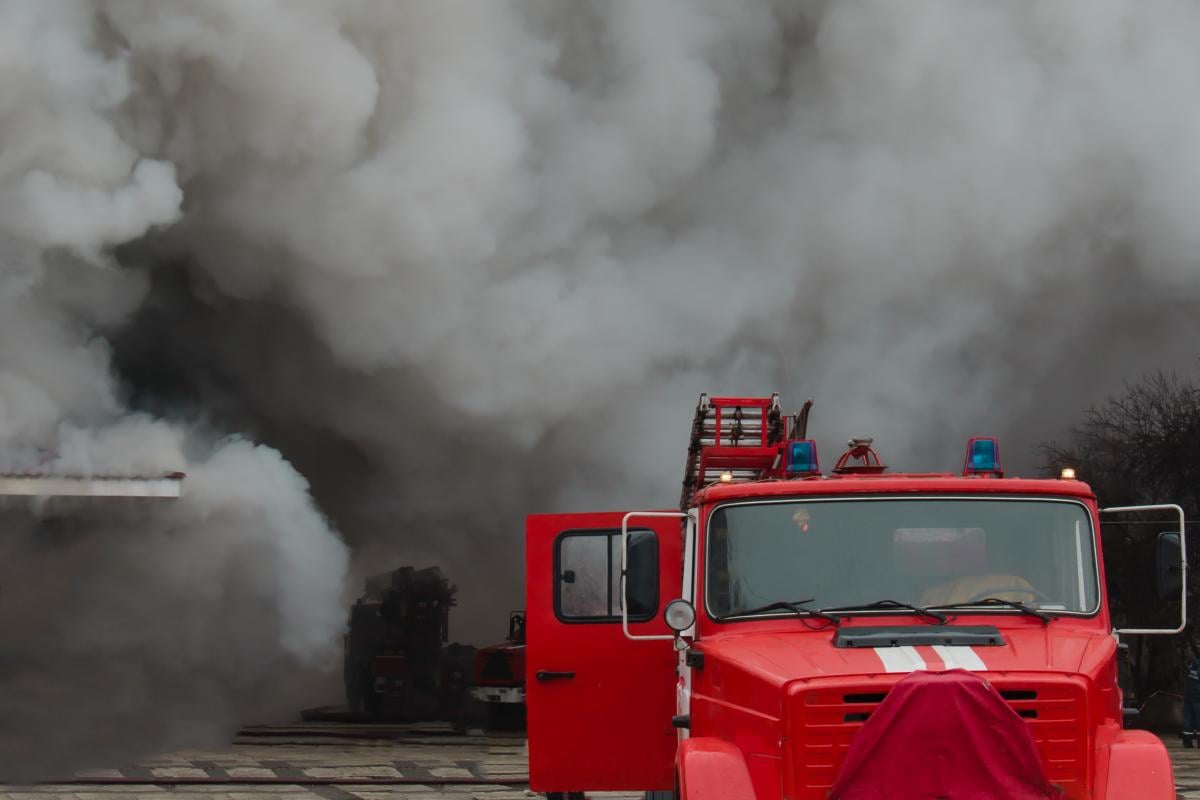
[535,670,575,682]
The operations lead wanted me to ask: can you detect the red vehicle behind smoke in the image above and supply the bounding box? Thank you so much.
[471,611,527,729]
[524,394,1187,799]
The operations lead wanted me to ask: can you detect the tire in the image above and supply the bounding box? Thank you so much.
[546,793,585,800]
[645,792,677,800]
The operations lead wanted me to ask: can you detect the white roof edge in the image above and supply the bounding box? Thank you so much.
[0,475,184,498]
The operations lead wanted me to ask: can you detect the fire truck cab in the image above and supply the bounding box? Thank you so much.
[525,395,1187,799]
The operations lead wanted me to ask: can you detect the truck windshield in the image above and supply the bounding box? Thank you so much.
[706,498,1099,618]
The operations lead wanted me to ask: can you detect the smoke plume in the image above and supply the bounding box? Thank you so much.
[4,0,1200,775]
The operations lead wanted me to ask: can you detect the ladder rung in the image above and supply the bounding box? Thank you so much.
[698,436,768,447]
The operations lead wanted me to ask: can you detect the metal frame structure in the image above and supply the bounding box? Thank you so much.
[0,472,184,498]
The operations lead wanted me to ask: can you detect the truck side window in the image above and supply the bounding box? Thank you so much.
[555,529,658,622]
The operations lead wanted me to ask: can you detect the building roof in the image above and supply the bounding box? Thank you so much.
[0,472,184,498]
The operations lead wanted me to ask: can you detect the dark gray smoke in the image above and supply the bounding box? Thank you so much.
[4,0,1200,775]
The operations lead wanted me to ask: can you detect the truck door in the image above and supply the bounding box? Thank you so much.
[526,511,683,794]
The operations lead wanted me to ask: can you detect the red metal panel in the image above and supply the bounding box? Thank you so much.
[677,738,758,800]
[525,511,683,793]
[1103,730,1175,799]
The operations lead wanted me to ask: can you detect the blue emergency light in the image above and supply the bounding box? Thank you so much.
[963,437,1002,476]
[786,440,820,476]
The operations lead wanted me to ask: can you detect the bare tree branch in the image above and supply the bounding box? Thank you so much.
[1041,370,1200,701]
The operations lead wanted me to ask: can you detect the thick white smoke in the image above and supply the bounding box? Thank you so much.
[5,0,1200,774]
[0,0,348,779]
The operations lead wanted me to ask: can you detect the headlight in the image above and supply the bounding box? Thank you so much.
[664,599,696,632]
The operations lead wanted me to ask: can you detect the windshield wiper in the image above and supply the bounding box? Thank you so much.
[933,597,1052,624]
[720,599,841,626]
[820,600,947,625]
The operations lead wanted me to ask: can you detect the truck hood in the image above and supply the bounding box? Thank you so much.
[699,621,1112,683]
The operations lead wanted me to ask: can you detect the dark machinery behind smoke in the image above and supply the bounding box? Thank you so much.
[343,566,473,725]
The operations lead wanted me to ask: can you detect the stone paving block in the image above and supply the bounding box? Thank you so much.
[170,791,311,798]
[450,788,513,794]
[302,766,402,779]
[150,766,211,779]
[5,788,162,795]
[195,788,309,794]
[224,767,278,779]
[70,771,124,781]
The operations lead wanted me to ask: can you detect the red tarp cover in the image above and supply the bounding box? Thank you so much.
[829,669,1064,800]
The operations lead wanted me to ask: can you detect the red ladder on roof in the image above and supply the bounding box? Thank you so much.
[679,394,812,510]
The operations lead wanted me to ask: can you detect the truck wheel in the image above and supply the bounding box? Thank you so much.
[645,792,677,800]
[546,793,584,800]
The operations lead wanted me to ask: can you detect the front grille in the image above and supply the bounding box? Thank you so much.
[787,678,1089,799]
[996,682,1089,793]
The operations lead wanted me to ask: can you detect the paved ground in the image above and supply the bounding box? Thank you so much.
[0,723,636,800]
[1168,735,1200,798]
[3,723,1198,799]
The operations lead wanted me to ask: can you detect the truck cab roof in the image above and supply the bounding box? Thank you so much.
[695,475,1096,505]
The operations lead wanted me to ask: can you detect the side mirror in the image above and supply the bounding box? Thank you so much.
[664,599,696,633]
[1157,532,1184,601]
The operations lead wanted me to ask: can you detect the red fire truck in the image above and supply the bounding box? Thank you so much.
[525,394,1188,799]
[471,610,527,729]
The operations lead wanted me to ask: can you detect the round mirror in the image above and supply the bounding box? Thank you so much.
[664,598,696,633]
